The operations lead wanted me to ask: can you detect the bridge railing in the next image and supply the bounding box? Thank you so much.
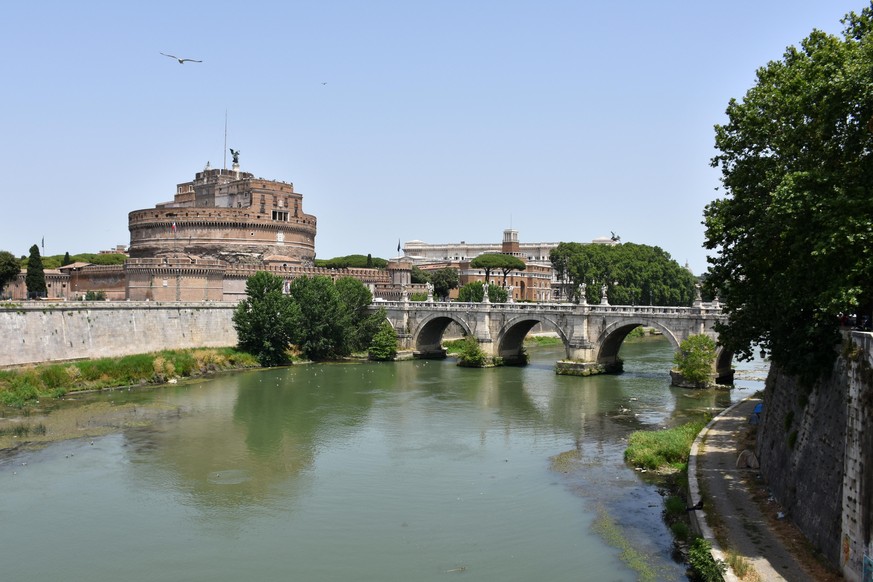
[373,300,723,316]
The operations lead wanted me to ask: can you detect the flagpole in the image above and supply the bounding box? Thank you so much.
[223,110,227,171]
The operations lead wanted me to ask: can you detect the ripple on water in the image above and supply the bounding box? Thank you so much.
[207,469,251,485]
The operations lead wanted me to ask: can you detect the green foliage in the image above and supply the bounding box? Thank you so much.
[83,290,106,301]
[703,6,873,381]
[456,335,488,367]
[288,275,350,360]
[624,420,707,471]
[0,250,21,296]
[410,266,429,284]
[549,242,695,305]
[673,335,717,385]
[315,254,388,269]
[25,244,46,298]
[0,349,259,406]
[335,276,384,353]
[428,267,460,299]
[233,271,300,366]
[368,321,398,361]
[687,537,727,582]
[62,252,72,266]
[233,273,385,364]
[457,282,509,303]
[470,253,525,284]
[409,292,428,302]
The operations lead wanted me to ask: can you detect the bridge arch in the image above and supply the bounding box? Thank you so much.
[595,320,680,371]
[495,314,569,365]
[410,313,474,359]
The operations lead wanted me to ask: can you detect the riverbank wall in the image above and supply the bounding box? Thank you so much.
[0,302,237,368]
[757,331,873,581]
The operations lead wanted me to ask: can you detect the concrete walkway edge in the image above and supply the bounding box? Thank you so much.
[687,398,747,582]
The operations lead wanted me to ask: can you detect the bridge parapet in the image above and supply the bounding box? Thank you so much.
[377,300,729,381]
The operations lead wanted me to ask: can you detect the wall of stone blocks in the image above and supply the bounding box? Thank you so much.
[757,332,873,581]
[0,302,237,368]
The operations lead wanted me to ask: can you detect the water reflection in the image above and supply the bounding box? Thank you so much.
[0,337,769,582]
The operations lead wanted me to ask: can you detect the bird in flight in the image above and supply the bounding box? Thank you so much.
[160,52,202,64]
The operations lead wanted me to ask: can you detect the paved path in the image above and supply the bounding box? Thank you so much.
[689,397,817,582]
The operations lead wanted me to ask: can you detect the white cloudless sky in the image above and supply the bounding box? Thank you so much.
[0,1,864,274]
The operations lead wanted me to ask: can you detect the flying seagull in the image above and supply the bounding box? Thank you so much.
[160,52,202,64]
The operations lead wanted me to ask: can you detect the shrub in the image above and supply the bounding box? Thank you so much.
[456,335,488,367]
[673,335,717,385]
[687,537,726,581]
[368,322,398,361]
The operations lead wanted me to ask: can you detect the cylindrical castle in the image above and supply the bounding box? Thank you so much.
[128,166,317,267]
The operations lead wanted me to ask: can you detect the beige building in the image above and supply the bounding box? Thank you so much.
[407,230,617,302]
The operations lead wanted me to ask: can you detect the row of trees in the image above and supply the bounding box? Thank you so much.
[549,242,697,306]
[703,4,873,381]
[232,272,390,366]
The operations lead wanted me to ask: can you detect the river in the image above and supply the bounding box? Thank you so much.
[0,338,767,581]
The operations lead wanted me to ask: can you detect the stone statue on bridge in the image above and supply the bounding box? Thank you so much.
[600,283,609,305]
[481,281,490,303]
[578,282,587,305]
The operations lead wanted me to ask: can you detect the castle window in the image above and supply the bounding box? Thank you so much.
[272,210,288,221]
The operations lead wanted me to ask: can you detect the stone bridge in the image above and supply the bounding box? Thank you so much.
[377,299,733,383]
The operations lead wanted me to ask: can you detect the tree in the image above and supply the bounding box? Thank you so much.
[287,276,349,361]
[457,282,509,303]
[368,321,398,361]
[0,251,21,297]
[549,242,695,305]
[61,252,73,266]
[25,244,47,299]
[410,265,429,284]
[673,335,717,385]
[232,272,300,367]
[335,276,385,352]
[428,267,459,299]
[469,253,523,284]
[315,254,388,269]
[703,5,873,381]
[497,255,526,287]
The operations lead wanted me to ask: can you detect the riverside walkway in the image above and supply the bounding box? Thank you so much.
[689,398,827,582]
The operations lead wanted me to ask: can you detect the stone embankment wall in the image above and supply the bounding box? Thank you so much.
[757,331,872,581]
[0,302,237,368]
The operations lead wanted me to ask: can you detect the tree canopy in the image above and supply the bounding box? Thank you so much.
[315,254,388,269]
[703,4,873,380]
[549,242,695,306]
[469,254,524,284]
[0,251,21,295]
[232,271,300,366]
[457,281,508,303]
[232,273,385,365]
[415,267,459,299]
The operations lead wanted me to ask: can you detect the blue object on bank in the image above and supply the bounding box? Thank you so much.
[749,402,763,425]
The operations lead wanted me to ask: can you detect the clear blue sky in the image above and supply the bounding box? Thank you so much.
[0,1,864,274]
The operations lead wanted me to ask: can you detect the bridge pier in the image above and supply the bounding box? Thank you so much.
[380,300,731,381]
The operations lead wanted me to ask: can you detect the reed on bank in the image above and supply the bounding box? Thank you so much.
[0,348,260,407]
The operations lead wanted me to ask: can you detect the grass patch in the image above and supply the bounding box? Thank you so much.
[523,335,562,346]
[0,348,260,407]
[0,422,46,437]
[726,549,759,581]
[625,419,708,471]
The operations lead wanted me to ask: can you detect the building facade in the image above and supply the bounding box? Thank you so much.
[405,230,617,302]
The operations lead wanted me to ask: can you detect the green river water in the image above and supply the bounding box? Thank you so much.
[0,338,767,581]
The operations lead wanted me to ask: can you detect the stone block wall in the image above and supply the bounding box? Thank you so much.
[0,302,237,368]
[757,332,873,581]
